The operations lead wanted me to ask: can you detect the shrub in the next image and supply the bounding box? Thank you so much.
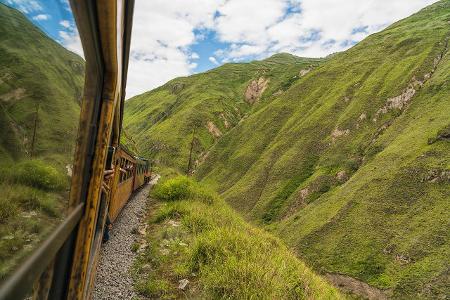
[131,243,140,253]
[152,176,192,201]
[0,196,18,223]
[2,183,59,217]
[152,176,217,204]
[152,203,187,223]
[11,160,65,191]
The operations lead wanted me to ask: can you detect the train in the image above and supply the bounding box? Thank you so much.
[0,0,140,299]
[108,146,152,222]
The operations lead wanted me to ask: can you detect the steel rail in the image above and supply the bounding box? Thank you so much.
[0,202,84,300]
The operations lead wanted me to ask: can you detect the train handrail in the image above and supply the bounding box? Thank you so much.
[0,203,84,300]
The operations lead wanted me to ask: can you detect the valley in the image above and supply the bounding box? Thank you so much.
[0,0,448,298]
[124,1,450,298]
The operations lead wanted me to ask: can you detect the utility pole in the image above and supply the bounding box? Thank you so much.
[186,127,196,176]
[30,102,39,158]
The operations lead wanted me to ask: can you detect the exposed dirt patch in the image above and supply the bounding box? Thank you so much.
[422,169,450,183]
[194,151,210,170]
[273,90,283,97]
[0,88,26,102]
[299,68,311,77]
[326,273,391,300]
[244,77,269,104]
[395,253,412,265]
[220,112,230,128]
[331,128,350,143]
[284,187,310,218]
[206,121,222,138]
[170,82,184,94]
[375,87,416,117]
[374,37,448,121]
[356,113,367,129]
[336,170,348,183]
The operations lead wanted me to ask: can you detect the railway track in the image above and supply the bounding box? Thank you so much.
[93,175,160,300]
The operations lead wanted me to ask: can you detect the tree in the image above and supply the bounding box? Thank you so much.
[30,102,39,158]
[186,127,196,176]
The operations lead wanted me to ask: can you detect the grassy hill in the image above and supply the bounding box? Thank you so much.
[0,4,84,278]
[125,1,450,298]
[196,1,450,298]
[133,176,342,299]
[0,3,84,166]
[123,54,322,171]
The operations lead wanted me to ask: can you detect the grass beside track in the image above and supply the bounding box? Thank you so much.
[0,160,67,278]
[132,176,343,299]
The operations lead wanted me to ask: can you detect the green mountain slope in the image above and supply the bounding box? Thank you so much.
[124,1,450,298]
[0,4,84,277]
[196,2,450,298]
[0,3,84,166]
[123,54,322,170]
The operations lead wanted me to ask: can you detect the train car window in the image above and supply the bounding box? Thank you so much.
[0,0,85,282]
[121,158,126,182]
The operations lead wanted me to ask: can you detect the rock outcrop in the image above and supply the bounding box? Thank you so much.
[244,77,269,104]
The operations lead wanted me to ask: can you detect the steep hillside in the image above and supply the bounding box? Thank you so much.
[0,3,84,166]
[133,176,342,299]
[124,1,450,298]
[196,1,450,298]
[123,54,322,171]
[0,4,84,277]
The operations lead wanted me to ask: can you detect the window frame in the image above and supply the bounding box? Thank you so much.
[0,0,135,299]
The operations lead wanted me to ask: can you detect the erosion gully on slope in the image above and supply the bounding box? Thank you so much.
[93,175,160,300]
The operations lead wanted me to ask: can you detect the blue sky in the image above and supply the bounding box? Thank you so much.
[1,0,82,55]
[2,0,439,98]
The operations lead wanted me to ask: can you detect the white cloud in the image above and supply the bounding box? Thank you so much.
[126,0,439,97]
[57,19,83,57]
[59,30,83,57]
[213,0,438,59]
[208,56,219,65]
[126,0,223,98]
[32,14,50,21]
[214,0,287,43]
[59,0,71,12]
[59,20,71,28]
[6,0,42,13]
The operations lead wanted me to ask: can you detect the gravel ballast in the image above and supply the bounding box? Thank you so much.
[93,175,159,299]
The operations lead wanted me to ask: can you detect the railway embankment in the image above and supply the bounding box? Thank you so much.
[93,175,160,300]
[130,176,342,299]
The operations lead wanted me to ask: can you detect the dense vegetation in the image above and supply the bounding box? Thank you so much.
[0,4,84,277]
[133,176,342,299]
[126,1,450,298]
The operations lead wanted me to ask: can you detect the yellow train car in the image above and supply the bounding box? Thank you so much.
[0,0,140,299]
[108,146,151,222]
[133,157,151,190]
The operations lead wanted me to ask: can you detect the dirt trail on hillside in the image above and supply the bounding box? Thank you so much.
[326,273,390,299]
